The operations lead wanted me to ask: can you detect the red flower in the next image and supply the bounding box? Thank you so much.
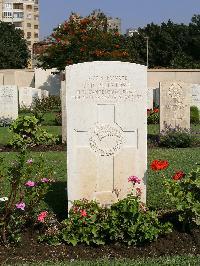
[151,160,169,171]
[172,171,185,181]
[37,211,48,223]
[153,108,159,113]
[80,209,87,217]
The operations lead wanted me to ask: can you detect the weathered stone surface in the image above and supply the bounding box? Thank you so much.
[66,61,147,209]
[147,87,154,109]
[160,81,190,132]
[0,86,18,119]
[32,88,42,100]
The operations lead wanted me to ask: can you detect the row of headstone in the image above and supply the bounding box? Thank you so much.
[0,86,49,120]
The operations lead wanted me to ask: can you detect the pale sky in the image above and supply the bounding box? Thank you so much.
[39,0,200,39]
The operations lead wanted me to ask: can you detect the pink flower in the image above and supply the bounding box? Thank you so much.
[26,159,33,164]
[41,178,50,183]
[37,211,48,222]
[25,181,36,187]
[128,176,141,184]
[80,209,87,217]
[16,202,25,211]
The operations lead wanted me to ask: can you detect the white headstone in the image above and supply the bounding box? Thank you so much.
[32,88,42,101]
[66,61,147,209]
[191,84,200,110]
[61,80,67,143]
[41,90,49,99]
[18,87,33,108]
[0,86,18,120]
[160,81,190,132]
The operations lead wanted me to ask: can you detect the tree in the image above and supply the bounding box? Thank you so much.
[0,22,30,69]
[38,13,139,70]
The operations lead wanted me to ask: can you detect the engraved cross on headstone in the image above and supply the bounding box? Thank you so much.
[75,103,138,205]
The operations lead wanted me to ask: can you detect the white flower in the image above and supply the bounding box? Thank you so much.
[0,197,8,202]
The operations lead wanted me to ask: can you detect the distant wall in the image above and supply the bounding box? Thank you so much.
[35,68,61,95]
[148,69,200,87]
[0,69,34,87]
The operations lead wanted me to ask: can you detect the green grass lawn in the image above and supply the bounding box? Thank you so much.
[1,147,199,216]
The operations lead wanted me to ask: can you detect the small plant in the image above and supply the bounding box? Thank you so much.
[55,112,62,126]
[190,106,199,124]
[32,96,61,113]
[9,115,58,148]
[159,126,192,148]
[60,176,172,246]
[151,159,200,230]
[147,108,159,124]
[0,150,54,243]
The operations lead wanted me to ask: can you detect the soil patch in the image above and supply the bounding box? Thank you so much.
[0,229,199,264]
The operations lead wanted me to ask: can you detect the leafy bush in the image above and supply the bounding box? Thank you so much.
[159,126,192,148]
[0,117,13,127]
[32,96,61,113]
[164,168,200,228]
[9,115,58,148]
[147,109,159,124]
[0,150,54,243]
[190,106,199,124]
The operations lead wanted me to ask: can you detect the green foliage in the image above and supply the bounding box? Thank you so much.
[0,117,13,127]
[163,168,200,228]
[0,150,54,243]
[60,196,171,246]
[147,109,159,124]
[9,116,58,148]
[55,112,62,126]
[0,21,30,69]
[190,106,200,124]
[33,96,61,113]
[159,127,193,148]
[38,13,136,70]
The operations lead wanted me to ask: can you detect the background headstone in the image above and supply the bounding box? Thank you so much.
[41,90,49,99]
[0,86,18,119]
[66,61,147,209]
[160,81,190,132]
[32,88,42,101]
[191,84,200,110]
[147,87,154,109]
[18,87,33,108]
[153,87,160,107]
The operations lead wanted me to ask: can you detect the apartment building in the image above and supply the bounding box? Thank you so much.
[0,0,39,62]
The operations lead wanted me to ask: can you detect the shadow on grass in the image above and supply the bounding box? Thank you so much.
[45,181,67,220]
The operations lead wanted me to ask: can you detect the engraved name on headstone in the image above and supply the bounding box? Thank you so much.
[66,61,147,209]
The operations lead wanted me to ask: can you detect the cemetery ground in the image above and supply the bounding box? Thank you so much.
[0,116,200,264]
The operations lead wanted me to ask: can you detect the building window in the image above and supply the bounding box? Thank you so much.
[13,3,23,10]
[26,5,32,11]
[14,22,22,27]
[13,12,24,19]
[34,24,38,29]
[34,33,38,38]
[3,12,12,18]
[27,32,32,39]
[27,23,32,28]
[27,14,32,19]
[4,3,12,9]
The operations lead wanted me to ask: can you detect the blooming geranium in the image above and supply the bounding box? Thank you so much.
[151,160,169,171]
[26,159,33,164]
[16,202,25,211]
[37,211,48,222]
[25,180,36,187]
[80,209,87,217]
[128,176,141,184]
[172,171,185,181]
[41,178,50,183]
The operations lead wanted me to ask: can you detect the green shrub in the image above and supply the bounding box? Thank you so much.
[9,115,58,148]
[190,106,199,124]
[55,112,62,126]
[159,126,192,148]
[33,96,61,113]
[147,109,159,124]
[60,195,171,246]
[0,150,54,243]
